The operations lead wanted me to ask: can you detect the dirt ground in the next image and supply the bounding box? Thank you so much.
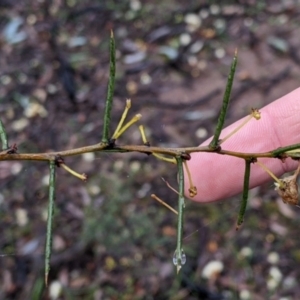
[1,1,300,299]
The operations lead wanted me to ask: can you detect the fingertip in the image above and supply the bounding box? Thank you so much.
[185,88,300,203]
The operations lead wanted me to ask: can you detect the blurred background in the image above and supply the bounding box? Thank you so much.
[1,1,300,299]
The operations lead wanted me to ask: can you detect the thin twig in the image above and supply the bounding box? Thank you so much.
[0,119,9,150]
[45,161,56,285]
[161,177,179,194]
[102,30,116,143]
[175,156,185,273]
[236,159,251,230]
[210,49,238,149]
[151,194,178,215]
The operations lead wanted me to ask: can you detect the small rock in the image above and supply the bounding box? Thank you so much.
[202,260,224,279]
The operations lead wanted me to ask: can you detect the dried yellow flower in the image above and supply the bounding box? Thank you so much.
[251,108,261,120]
[188,186,197,198]
[275,162,300,205]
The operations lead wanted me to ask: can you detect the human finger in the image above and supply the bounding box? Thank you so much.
[185,87,300,202]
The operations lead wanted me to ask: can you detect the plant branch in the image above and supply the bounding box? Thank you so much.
[1,143,300,162]
[272,144,300,157]
[236,159,251,229]
[45,160,56,285]
[209,49,238,149]
[0,119,9,150]
[102,30,116,143]
[174,156,185,273]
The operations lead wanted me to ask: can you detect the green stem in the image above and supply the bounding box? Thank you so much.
[102,30,116,143]
[209,50,238,149]
[45,160,56,285]
[0,119,9,150]
[272,144,300,157]
[175,156,185,273]
[237,159,251,229]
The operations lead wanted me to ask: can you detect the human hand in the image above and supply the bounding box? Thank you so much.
[185,87,300,202]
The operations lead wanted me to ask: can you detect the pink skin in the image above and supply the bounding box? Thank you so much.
[185,87,300,202]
